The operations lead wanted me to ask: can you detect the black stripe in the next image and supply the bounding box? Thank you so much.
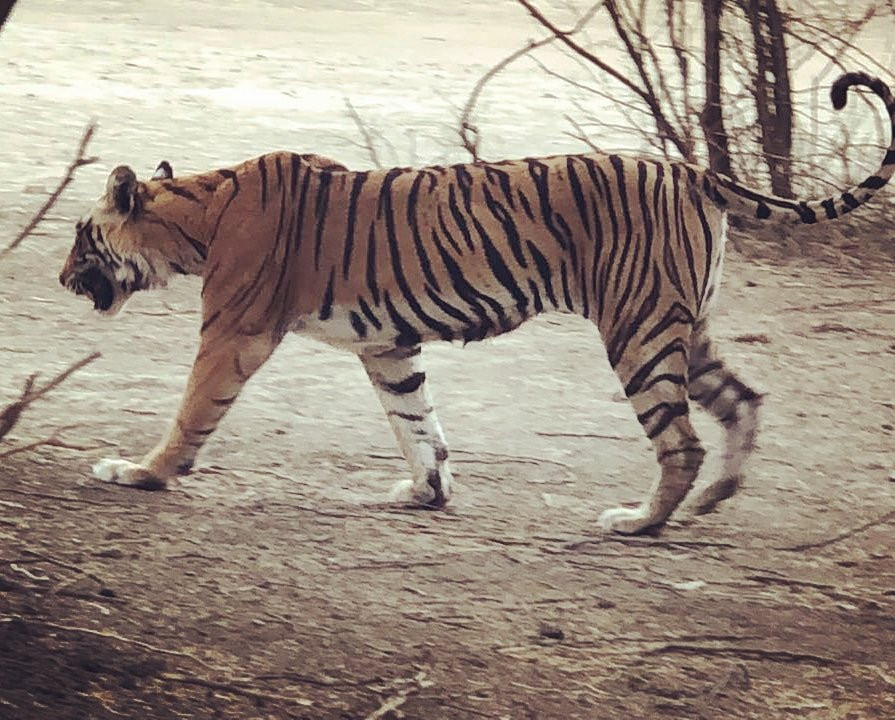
[594,161,618,323]
[672,164,699,302]
[425,285,473,326]
[384,372,426,395]
[358,295,382,330]
[380,170,454,340]
[172,223,208,260]
[258,155,268,210]
[209,169,240,245]
[343,172,369,279]
[526,158,568,250]
[581,157,606,316]
[383,291,422,347]
[388,410,428,422]
[429,225,499,334]
[859,175,887,190]
[624,338,688,397]
[408,172,441,292]
[436,205,463,255]
[292,168,313,254]
[447,183,475,252]
[605,265,660,367]
[684,172,714,308]
[559,259,574,311]
[365,223,380,305]
[689,360,723,382]
[566,157,592,239]
[611,160,648,325]
[274,154,284,192]
[318,267,335,321]
[641,373,687,392]
[313,170,332,271]
[289,153,301,197]
[527,278,544,314]
[526,240,558,308]
[349,310,367,339]
[642,300,694,344]
[517,188,535,220]
[482,183,526,268]
[841,192,860,209]
[167,185,201,202]
[201,309,221,333]
[485,165,516,210]
[638,401,689,439]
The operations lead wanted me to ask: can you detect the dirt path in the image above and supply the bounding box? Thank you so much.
[1,2,894,719]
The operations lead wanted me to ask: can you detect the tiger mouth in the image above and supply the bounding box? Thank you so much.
[67,267,115,312]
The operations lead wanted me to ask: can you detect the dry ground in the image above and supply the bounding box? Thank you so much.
[1,2,894,718]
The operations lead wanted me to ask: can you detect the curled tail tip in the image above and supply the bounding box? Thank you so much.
[831,72,865,110]
[831,71,894,111]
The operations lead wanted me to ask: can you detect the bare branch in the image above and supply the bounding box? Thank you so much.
[0,352,100,442]
[777,509,895,552]
[515,0,690,159]
[344,98,382,169]
[459,1,604,161]
[0,121,98,261]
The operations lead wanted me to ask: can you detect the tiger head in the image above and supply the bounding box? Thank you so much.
[59,161,178,316]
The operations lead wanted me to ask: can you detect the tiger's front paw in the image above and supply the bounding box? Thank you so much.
[92,458,167,491]
[388,475,450,509]
[598,505,662,535]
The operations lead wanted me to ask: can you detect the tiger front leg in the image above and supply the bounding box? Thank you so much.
[93,332,278,489]
[360,346,453,508]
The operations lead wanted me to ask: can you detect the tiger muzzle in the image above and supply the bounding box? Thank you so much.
[61,266,116,312]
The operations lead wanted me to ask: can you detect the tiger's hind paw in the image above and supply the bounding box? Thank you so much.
[388,478,447,509]
[92,458,167,491]
[690,475,742,515]
[598,505,664,535]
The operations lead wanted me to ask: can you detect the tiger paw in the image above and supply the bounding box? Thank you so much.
[388,477,449,508]
[92,458,167,490]
[598,505,662,535]
[690,475,742,515]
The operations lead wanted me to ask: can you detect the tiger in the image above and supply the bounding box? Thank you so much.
[59,71,894,535]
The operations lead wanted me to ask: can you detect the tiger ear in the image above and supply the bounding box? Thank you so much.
[151,161,173,180]
[105,166,138,216]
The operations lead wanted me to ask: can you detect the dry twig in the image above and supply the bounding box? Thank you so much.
[458,1,604,161]
[0,352,100,443]
[777,509,895,552]
[0,121,98,261]
[344,98,382,169]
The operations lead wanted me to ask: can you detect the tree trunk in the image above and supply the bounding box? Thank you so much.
[0,1,18,33]
[744,0,794,198]
[700,0,735,178]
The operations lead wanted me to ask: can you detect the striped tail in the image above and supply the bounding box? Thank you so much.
[710,71,895,224]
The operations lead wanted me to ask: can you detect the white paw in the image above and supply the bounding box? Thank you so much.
[93,458,142,483]
[598,505,656,535]
[389,478,433,504]
[92,458,166,490]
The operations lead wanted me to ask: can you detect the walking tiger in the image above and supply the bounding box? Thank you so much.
[59,72,894,534]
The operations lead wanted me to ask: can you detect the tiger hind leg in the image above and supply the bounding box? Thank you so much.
[360,346,453,508]
[598,334,705,534]
[686,321,762,515]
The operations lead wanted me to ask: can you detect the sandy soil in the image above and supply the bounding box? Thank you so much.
[1,2,894,718]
